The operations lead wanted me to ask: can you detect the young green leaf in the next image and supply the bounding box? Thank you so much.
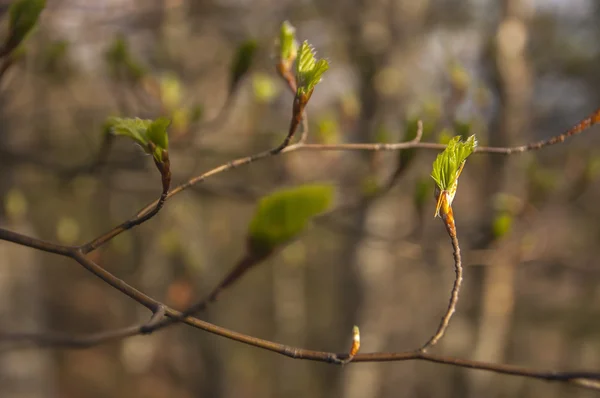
[230,39,258,91]
[106,117,171,164]
[248,184,334,255]
[279,21,297,66]
[108,117,151,148]
[295,41,329,97]
[431,135,477,192]
[3,0,45,56]
[431,135,477,218]
[146,117,170,162]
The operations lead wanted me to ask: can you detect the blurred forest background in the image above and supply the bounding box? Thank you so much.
[1,0,600,397]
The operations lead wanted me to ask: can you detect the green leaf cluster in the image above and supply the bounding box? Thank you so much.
[230,39,258,91]
[296,41,329,97]
[431,135,477,192]
[248,184,334,255]
[4,0,45,54]
[106,117,170,163]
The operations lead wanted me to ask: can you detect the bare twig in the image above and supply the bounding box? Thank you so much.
[0,108,599,392]
[1,229,600,390]
[421,208,462,351]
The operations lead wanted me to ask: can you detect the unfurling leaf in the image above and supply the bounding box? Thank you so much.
[230,39,258,92]
[278,21,297,67]
[106,117,171,164]
[248,184,334,255]
[2,0,45,56]
[431,135,477,217]
[146,117,170,162]
[295,41,329,98]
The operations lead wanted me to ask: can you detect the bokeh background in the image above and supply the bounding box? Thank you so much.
[1,0,600,397]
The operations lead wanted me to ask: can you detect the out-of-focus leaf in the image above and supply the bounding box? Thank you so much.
[189,104,204,123]
[4,188,28,219]
[105,35,146,81]
[278,21,297,66]
[414,177,430,214]
[230,39,258,91]
[492,211,513,239]
[3,0,45,55]
[316,114,339,144]
[160,73,182,110]
[252,73,279,103]
[248,184,334,255]
[56,216,80,245]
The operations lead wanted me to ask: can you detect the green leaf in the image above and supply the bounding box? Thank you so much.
[248,184,334,255]
[106,116,171,163]
[107,117,151,148]
[431,135,477,192]
[147,117,170,150]
[4,0,45,55]
[279,21,297,64]
[230,39,258,91]
[296,41,329,97]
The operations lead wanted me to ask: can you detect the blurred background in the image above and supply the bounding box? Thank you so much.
[0,0,600,397]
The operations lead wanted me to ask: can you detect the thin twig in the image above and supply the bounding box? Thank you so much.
[421,211,462,351]
[1,230,600,390]
[81,107,598,253]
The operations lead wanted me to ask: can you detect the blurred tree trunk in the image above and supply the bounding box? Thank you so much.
[469,0,533,396]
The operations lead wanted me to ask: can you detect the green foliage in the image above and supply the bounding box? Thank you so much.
[105,35,146,81]
[4,0,45,54]
[248,184,334,255]
[160,73,183,111]
[279,21,297,65]
[106,117,170,163]
[146,118,170,151]
[296,41,329,97]
[316,114,339,144]
[252,73,279,103]
[230,39,258,91]
[431,135,477,192]
[492,211,513,239]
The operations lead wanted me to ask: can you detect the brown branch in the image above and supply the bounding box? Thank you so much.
[421,207,463,351]
[79,107,598,253]
[1,229,600,390]
[0,108,598,392]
